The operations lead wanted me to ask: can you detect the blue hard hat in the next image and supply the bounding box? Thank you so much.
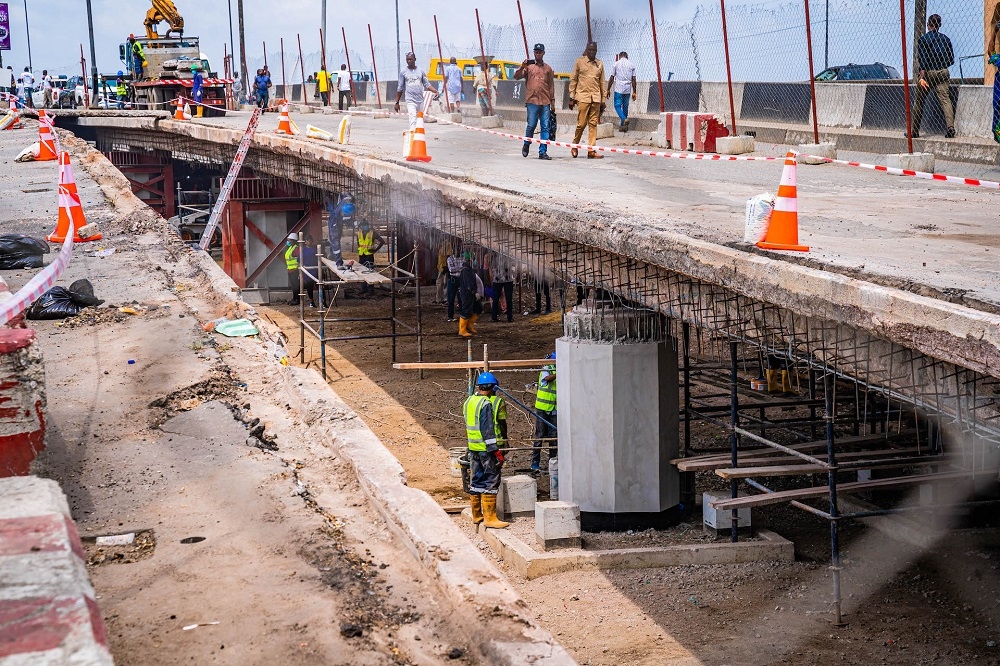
[548,351,556,360]
[342,202,356,216]
[477,371,498,388]
[117,70,124,76]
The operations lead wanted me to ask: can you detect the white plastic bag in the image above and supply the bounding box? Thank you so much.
[744,192,775,243]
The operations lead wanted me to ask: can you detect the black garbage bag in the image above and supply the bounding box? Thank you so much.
[26,279,105,320]
[0,234,50,270]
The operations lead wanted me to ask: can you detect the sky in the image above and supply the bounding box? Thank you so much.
[0,0,701,77]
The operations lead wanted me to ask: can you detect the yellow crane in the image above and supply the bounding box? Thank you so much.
[144,0,184,39]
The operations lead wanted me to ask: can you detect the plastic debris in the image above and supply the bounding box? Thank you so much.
[182,621,220,631]
[213,318,259,337]
[95,533,136,546]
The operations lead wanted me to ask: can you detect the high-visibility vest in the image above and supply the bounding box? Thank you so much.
[116,80,127,97]
[534,366,556,412]
[357,229,374,255]
[463,394,491,452]
[488,394,506,444]
[132,41,145,61]
[284,244,299,270]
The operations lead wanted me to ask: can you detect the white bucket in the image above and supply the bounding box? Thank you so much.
[548,457,558,500]
[449,447,465,478]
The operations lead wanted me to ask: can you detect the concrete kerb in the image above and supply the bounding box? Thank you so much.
[478,523,794,579]
[111,116,1000,380]
[68,131,577,666]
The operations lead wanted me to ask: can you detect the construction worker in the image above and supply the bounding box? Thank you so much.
[464,372,509,529]
[458,253,483,337]
[326,192,355,268]
[284,233,300,305]
[531,351,557,471]
[128,35,146,81]
[191,64,204,117]
[115,71,127,110]
[356,219,384,297]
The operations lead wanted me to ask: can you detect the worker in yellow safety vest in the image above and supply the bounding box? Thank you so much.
[463,372,509,528]
[128,35,146,80]
[284,233,300,305]
[355,219,384,296]
[531,351,557,471]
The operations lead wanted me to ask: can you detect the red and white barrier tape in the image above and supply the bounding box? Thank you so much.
[0,226,73,327]
[795,152,1000,190]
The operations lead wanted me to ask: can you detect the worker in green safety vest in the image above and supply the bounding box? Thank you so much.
[531,351,557,471]
[355,219,385,297]
[115,71,127,110]
[463,371,509,529]
[284,233,300,305]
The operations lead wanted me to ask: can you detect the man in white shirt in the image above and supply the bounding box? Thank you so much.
[606,51,637,132]
[21,68,34,108]
[337,64,352,110]
[41,70,53,108]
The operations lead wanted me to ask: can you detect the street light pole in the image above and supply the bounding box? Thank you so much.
[395,0,401,74]
[237,0,248,98]
[321,0,327,61]
[22,0,31,72]
[227,0,235,76]
[85,0,98,106]
[824,0,829,70]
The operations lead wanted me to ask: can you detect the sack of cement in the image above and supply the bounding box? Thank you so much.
[15,143,40,162]
[305,124,333,141]
[337,116,351,145]
[0,234,49,269]
[744,193,775,244]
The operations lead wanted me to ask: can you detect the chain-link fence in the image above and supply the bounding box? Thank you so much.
[250,0,991,140]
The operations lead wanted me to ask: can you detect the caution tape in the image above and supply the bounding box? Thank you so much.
[794,152,1000,190]
[0,227,73,327]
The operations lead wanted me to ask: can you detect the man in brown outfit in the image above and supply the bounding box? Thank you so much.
[514,43,556,160]
[569,41,606,159]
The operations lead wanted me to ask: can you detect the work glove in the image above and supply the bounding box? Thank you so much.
[494,449,505,466]
[918,78,929,90]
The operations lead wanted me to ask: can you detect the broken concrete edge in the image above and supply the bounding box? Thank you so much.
[478,524,794,580]
[103,116,1000,380]
[67,139,577,666]
[0,477,114,665]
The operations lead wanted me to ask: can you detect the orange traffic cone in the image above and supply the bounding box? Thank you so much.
[756,152,808,252]
[47,152,102,243]
[36,109,58,161]
[406,111,432,163]
[173,101,191,120]
[275,103,298,135]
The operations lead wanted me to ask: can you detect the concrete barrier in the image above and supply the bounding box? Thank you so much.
[0,476,113,665]
[814,83,866,128]
[0,329,45,477]
[955,85,993,138]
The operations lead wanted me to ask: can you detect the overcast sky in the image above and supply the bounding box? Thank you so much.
[0,0,703,76]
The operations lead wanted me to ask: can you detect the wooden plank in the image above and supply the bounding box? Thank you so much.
[671,431,918,468]
[393,358,550,371]
[678,446,920,472]
[322,257,392,284]
[714,455,943,479]
[709,471,970,510]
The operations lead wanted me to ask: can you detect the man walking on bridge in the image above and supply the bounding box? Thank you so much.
[607,51,637,132]
[464,372,509,529]
[514,43,555,160]
[911,13,955,139]
[394,52,438,131]
[569,41,606,159]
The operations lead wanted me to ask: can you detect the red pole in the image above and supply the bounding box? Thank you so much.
[79,45,89,108]
[516,1,530,59]
[343,27,357,106]
[585,0,592,42]
[899,0,913,153]
[280,38,287,103]
[263,41,267,68]
[803,0,820,143]
[648,0,665,114]
[368,23,382,109]
[297,33,309,107]
[433,15,451,112]
[408,19,415,55]
[719,0,738,135]
[475,8,493,116]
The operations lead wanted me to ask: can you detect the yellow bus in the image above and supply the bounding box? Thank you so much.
[427,57,521,83]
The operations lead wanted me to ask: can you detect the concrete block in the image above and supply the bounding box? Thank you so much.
[480,115,502,129]
[699,81,744,120]
[321,107,335,115]
[535,500,581,551]
[446,113,463,124]
[955,85,992,138]
[703,491,751,532]
[716,135,755,155]
[797,141,836,164]
[883,152,934,173]
[0,329,45,477]
[596,122,615,140]
[814,83,866,128]
[240,104,257,113]
[499,475,536,519]
[298,105,314,114]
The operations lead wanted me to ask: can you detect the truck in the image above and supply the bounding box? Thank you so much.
[119,36,231,114]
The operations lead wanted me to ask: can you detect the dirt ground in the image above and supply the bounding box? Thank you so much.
[267,288,1000,666]
[2,131,478,665]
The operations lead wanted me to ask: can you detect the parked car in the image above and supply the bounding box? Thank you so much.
[30,75,78,108]
[815,63,900,81]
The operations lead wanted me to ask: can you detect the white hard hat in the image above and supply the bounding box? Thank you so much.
[287,233,297,240]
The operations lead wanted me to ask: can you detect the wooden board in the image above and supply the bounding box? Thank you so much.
[322,257,392,284]
[709,471,971,510]
[393,358,550,370]
[714,455,943,479]
[678,446,921,472]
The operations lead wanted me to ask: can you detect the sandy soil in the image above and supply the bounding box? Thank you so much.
[267,288,1000,666]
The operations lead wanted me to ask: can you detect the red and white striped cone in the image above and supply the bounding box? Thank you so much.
[756,152,808,252]
[47,152,102,243]
[35,109,58,161]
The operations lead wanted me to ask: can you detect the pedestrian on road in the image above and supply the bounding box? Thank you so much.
[338,64,353,110]
[128,35,145,81]
[317,65,330,106]
[443,57,463,113]
[191,65,204,117]
[356,219,385,297]
[464,372,509,529]
[446,245,463,321]
[607,51,637,132]
[514,43,555,160]
[435,240,453,303]
[326,192,355,268]
[284,233,301,305]
[531,351,557,471]
[254,68,271,110]
[490,255,515,323]
[569,41,606,159]
[910,13,955,139]
[473,65,495,117]
[457,254,483,337]
[40,70,52,108]
[21,67,34,108]
[394,52,438,131]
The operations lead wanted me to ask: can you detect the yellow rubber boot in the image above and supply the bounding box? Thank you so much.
[196,106,204,118]
[766,369,781,393]
[470,494,484,524]
[481,494,509,529]
[781,369,793,394]
[468,313,479,334]
[459,317,472,337]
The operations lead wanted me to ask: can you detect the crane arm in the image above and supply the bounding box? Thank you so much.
[144,0,184,39]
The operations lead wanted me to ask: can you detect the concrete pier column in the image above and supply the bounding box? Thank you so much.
[557,304,680,531]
